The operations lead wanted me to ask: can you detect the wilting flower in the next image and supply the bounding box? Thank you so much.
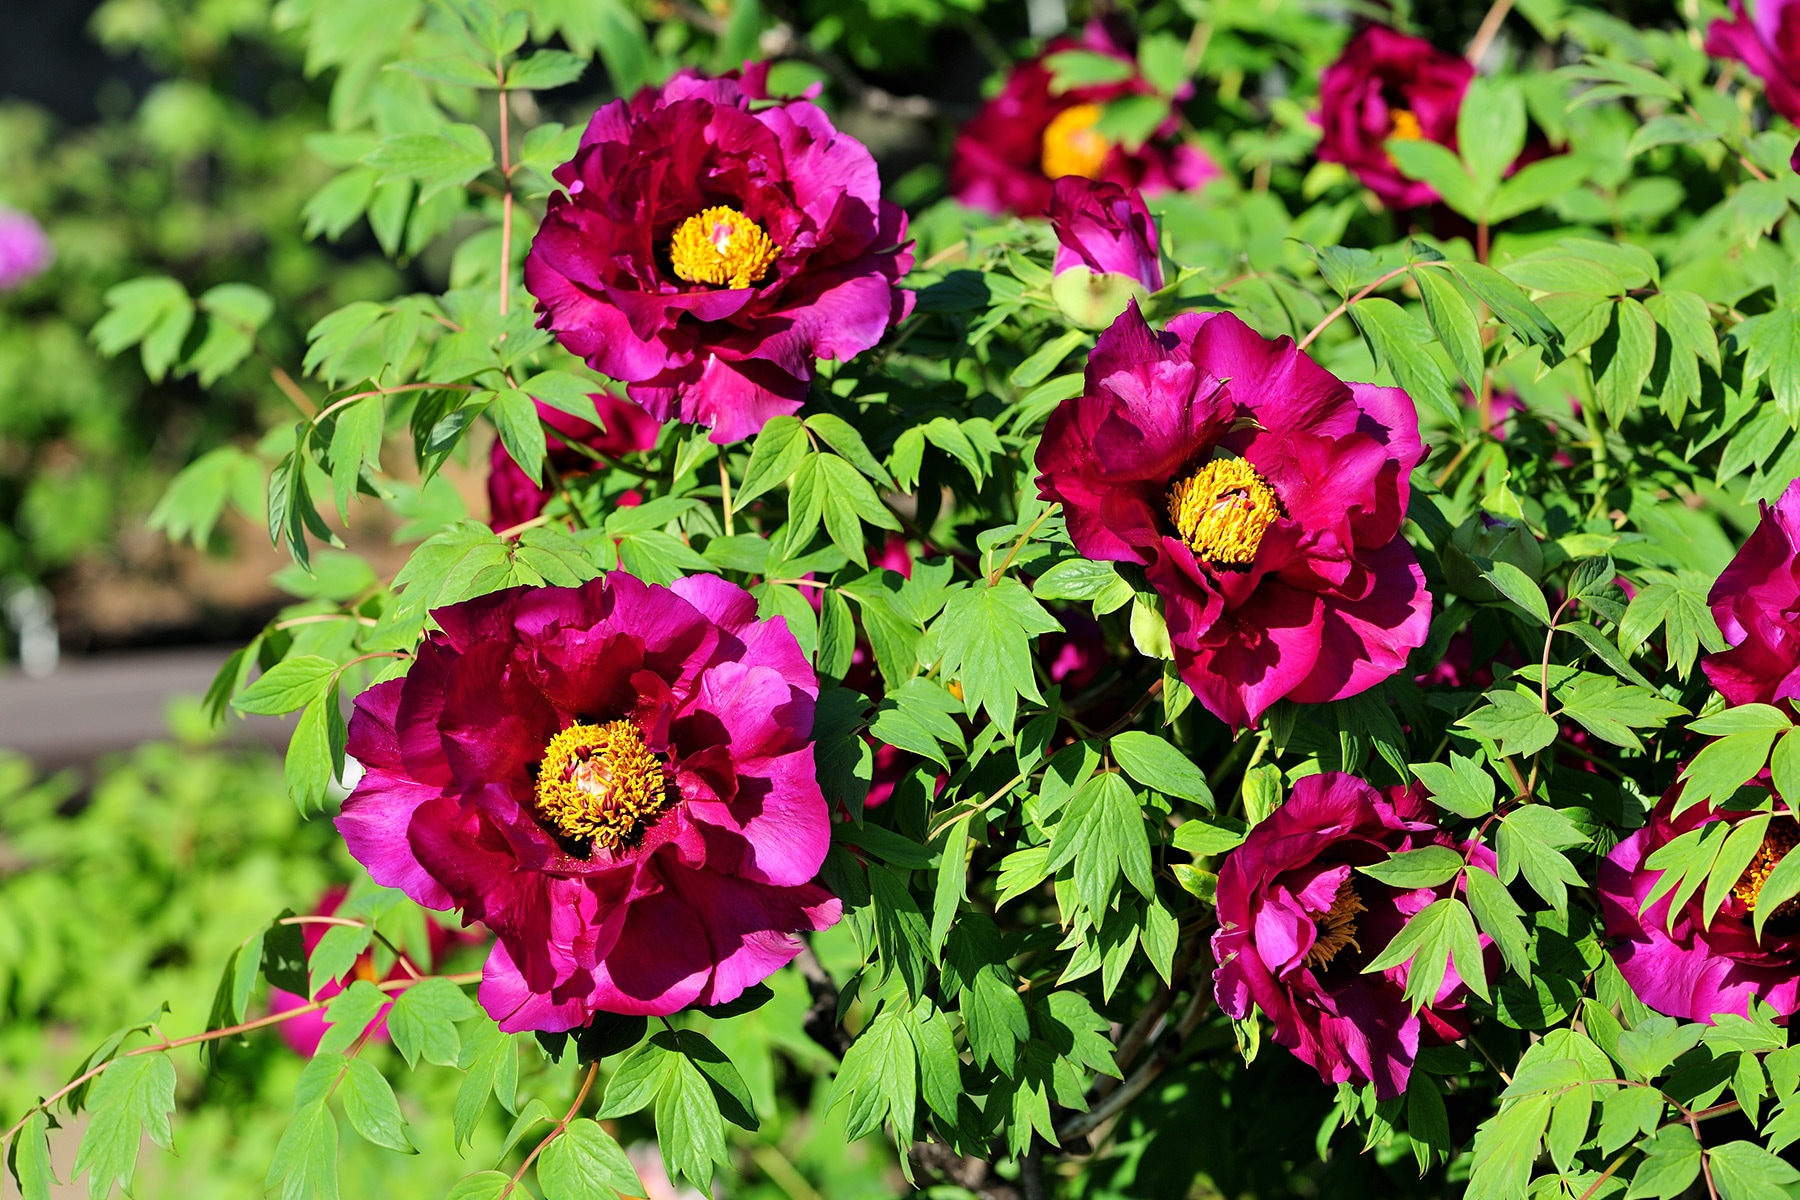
[524,73,912,446]
[1036,303,1430,729]
[1213,773,1492,1099]
[1599,782,1800,1023]
[335,573,840,1029]
[0,209,51,291]
[949,22,1217,216]
[488,394,662,530]
[267,887,469,1056]
[1315,27,1474,208]
[1708,0,1800,123]
[1703,479,1800,710]
[1049,177,1164,291]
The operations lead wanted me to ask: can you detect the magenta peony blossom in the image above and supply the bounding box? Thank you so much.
[949,22,1217,216]
[1708,0,1800,123]
[1048,176,1164,291]
[335,572,841,1029]
[1315,27,1475,209]
[1703,479,1800,710]
[0,208,51,290]
[524,73,913,446]
[487,393,662,530]
[1212,773,1492,1100]
[1035,302,1431,729]
[1599,782,1800,1023]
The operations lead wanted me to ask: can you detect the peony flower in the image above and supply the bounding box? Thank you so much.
[1035,302,1431,729]
[0,208,52,290]
[1048,176,1164,291]
[1315,26,1474,209]
[335,572,841,1029]
[1708,0,1800,123]
[949,22,1217,216]
[487,393,662,530]
[1212,773,1492,1100]
[524,73,913,446]
[1598,781,1800,1023]
[1703,479,1800,710]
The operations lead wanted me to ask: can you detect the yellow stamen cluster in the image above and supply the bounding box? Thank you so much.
[1167,457,1283,567]
[1305,878,1367,970]
[533,720,672,851]
[1388,108,1425,142]
[1040,104,1111,181]
[669,206,780,289]
[1733,820,1800,916]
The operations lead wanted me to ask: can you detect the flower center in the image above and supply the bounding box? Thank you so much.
[1388,108,1424,141]
[1733,820,1800,915]
[669,206,780,289]
[1040,104,1111,181]
[533,720,672,850]
[1305,877,1366,970]
[1167,457,1283,567]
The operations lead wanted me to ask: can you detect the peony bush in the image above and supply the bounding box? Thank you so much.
[20,0,1800,1196]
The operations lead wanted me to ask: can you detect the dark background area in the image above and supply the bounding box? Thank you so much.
[1,0,156,122]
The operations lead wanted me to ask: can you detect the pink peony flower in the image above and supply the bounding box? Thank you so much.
[335,573,840,1029]
[1035,302,1431,729]
[1598,781,1800,1023]
[1703,479,1800,710]
[1315,27,1474,209]
[949,21,1217,216]
[1708,0,1800,123]
[1048,176,1164,291]
[0,209,52,290]
[1213,773,1492,1100]
[524,73,913,445]
[487,393,662,530]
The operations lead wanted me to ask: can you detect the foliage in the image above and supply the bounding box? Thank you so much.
[16,0,1800,1197]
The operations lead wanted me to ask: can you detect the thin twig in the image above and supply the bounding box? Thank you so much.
[1296,265,1425,351]
[989,503,1058,585]
[503,1060,600,1199]
[1466,0,1515,64]
[719,449,736,537]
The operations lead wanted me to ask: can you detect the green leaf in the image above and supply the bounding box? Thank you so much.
[490,388,548,487]
[1690,704,1794,735]
[1678,728,1780,814]
[365,125,495,201]
[340,1058,413,1153]
[1349,297,1456,423]
[537,1119,642,1199]
[1033,558,1123,601]
[1386,139,1482,220]
[1358,846,1465,889]
[869,864,931,999]
[1708,1140,1800,1200]
[1497,806,1589,917]
[1044,49,1137,92]
[454,1019,519,1150]
[72,1054,177,1200]
[1459,75,1527,191]
[388,977,473,1068]
[504,50,588,90]
[1466,864,1532,981]
[1109,731,1212,807]
[1010,328,1089,389]
[188,283,274,386]
[1047,773,1154,916]
[1411,754,1496,818]
[1555,675,1685,751]
[671,1029,758,1132]
[10,1110,55,1200]
[657,1048,728,1193]
[1171,815,1247,856]
[233,655,337,715]
[91,276,195,383]
[1465,1093,1552,1200]
[1458,689,1559,758]
[388,56,499,86]
[1592,298,1657,425]
[597,1039,675,1119]
[286,691,346,814]
[1413,266,1485,391]
[1624,1123,1702,1199]
[316,980,385,1056]
[826,1006,917,1142]
[933,577,1062,730]
[1479,559,1553,625]
[1452,261,1564,361]
[266,1099,338,1200]
[735,416,809,506]
[805,413,894,488]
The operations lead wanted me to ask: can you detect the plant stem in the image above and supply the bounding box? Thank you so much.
[1465,0,1515,63]
[504,1060,601,1199]
[719,448,736,537]
[1297,264,1428,351]
[497,73,512,317]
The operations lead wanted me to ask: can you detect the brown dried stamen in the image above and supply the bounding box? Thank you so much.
[1733,820,1800,917]
[1305,877,1367,969]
